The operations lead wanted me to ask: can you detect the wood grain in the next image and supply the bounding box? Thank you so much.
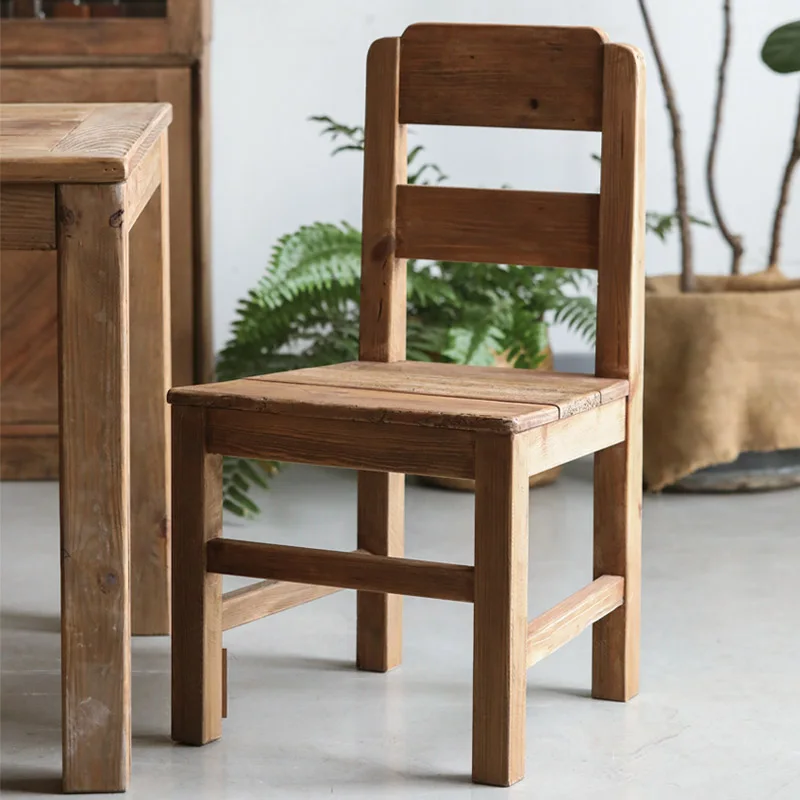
[129,132,171,636]
[526,576,624,667]
[357,471,404,672]
[520,398,626,477]
[0,19,169,63]
[0,184,55,249]
[264,361,628,419]
[0,103,172,182]
[0,250,58,427]
[207,540,475,603]
[58,181,130,793]
[400,24,607,130]
[359,37,407,363]
[169,0,211,59]
[592,44,647,703]
[222,580,342,631]
[472,433,529,787]
[194,49,215,382]
[171,405,223,746]
[356,35,407,658]
[0,431,58,480]
[155,67,197,387]
[171,378,557,433]
[203,408,476,479]
[124,136,162,228]
[396,185,600,269]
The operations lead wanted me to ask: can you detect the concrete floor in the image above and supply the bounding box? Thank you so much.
[1,461,799,799]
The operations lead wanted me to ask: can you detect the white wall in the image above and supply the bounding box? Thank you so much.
[209,0,800,354]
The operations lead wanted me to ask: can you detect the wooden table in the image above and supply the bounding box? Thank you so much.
[0,103,172,793]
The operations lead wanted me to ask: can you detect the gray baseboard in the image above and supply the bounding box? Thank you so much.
[552,352,594,373]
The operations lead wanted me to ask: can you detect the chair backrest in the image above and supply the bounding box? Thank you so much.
[358,23,646,387]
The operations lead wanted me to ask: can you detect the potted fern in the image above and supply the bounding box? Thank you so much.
[218,117,598,516]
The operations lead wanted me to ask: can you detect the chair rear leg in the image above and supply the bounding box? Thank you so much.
[592,427,642,701]
[171,405,224,744]
[356,471,404,672]
[472,434,529,787]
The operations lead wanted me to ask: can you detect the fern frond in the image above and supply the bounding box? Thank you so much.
[552,296,597,344]
[222,458,278,518]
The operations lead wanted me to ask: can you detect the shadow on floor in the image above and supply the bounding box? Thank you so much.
[0,767,61,796]
[0,611,59,634]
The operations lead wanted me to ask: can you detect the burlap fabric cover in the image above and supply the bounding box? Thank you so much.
[644,268,800,491]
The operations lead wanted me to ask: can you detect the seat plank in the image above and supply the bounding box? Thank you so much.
[259,361,628,419]
[169,378,558,433]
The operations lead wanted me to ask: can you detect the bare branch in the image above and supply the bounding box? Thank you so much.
[767,88,800,268]
[637,0,695,291]
[706,0,745,275]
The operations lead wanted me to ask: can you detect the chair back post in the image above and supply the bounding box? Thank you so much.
[595,45,647,389]
[359,37,407,363]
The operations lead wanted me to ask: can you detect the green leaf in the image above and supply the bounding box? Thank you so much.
[228,485,260,516]
[762,21,800,74]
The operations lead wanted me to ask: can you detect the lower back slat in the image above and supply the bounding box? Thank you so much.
[395,185,599,269]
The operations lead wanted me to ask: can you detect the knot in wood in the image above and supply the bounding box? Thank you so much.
[370,234,396,265]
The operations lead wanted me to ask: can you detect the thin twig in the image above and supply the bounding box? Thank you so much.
[637,0,695,291]
[706,0,744,275]
[767,88,800,268]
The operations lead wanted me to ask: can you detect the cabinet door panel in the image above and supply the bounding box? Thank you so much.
[1,67,196,387]
[0,250,59,427]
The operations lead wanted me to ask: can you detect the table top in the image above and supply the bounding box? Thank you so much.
[0,103,172,184]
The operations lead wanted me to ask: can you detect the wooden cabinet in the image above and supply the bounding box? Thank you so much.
[0,0,212,479]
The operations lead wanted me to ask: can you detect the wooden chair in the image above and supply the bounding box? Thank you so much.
[169,23,645,787]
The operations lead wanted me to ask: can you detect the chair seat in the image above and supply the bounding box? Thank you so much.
[169,361,628,434]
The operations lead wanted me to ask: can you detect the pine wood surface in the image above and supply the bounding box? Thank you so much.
[0,102,172,182]
[527,576,624,667]
[396,186,600,269]
[592,44,646,703]
[0,184,56,249]
[399,24,607,130]
[58,180,132,792]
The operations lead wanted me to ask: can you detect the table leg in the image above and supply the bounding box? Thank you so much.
[129,132,172,636]
[58,181,131,793]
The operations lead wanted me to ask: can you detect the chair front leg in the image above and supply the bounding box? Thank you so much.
[472,433,529,787]
[171,405,223,745]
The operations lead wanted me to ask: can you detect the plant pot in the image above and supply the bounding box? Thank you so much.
[419,346,562,492]
[667,448,800,492]
[644,268,800,492]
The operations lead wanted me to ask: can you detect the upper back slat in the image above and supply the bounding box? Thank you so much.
[399,24,607,131]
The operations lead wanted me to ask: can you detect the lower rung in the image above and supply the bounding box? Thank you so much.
[222,579,343,631]
[526,575,624,668]
[208,539,475,603]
